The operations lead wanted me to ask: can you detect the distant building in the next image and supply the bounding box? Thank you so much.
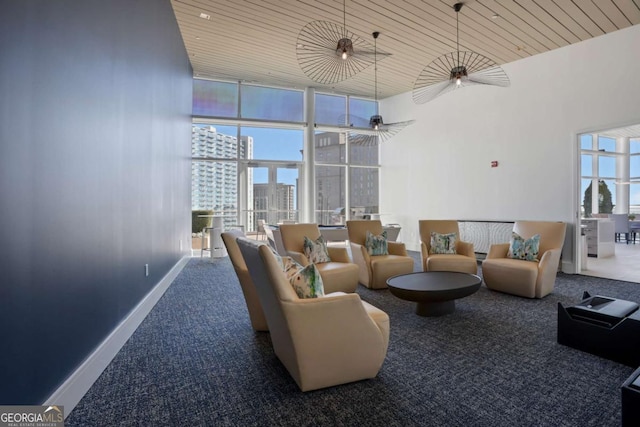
[253,183,295,224]
[315,132,379,224]
[191,125,253,229]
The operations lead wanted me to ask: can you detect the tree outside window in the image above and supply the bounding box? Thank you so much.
[583,180,614,216]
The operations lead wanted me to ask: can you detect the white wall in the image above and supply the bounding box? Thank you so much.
[379,24,640,273]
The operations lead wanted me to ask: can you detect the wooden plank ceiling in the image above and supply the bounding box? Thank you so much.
[171,0,640,100]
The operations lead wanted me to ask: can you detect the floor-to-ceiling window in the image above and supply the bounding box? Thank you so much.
[192,79,305,233]
[191,79,380,234]
[313,93,380,225]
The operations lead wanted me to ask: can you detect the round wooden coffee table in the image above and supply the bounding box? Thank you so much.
[387,271,482,317]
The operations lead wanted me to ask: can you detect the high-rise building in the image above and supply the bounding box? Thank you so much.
[191,125,253,228]
[253,183,295,223]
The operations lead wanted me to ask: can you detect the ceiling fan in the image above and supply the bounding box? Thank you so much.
[296,0,389,85]
[412,2,510,104]
[345,32,415,146]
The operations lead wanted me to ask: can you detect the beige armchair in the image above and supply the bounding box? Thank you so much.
[278,223,359,293]
[482,221,567,298]
[221,229,269,332]
[346,220,415,289]
[419,220,477,274]
[236,237,390,392]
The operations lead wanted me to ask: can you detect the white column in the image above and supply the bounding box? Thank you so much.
[615,136,630,213]
[303,87,315,223]
[591,134,599,214]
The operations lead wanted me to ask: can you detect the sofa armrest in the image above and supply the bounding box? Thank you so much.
[388,241,408,256]
[327,246,350,263]
[486,243,509,259]
[457,240,475,258]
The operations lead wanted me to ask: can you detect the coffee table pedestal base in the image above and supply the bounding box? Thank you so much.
[416,300,455,317]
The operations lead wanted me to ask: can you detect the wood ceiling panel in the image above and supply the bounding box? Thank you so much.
[577,0,620,32]
[530,0,595,40]
[598,0,635,28]
[472,0,558,53]
[613,0,640,23]
[171,0,640,99]
[555,1,606,37]
[512,0,581,44]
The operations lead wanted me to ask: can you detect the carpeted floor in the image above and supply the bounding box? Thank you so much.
[66,253,638,426]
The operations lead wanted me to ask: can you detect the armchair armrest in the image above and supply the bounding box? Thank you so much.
[457,240,475,258]
[286,250,309,266]
[327,246,350,263]
[420,241,428,270]
[486,243,509,259]
[349,242,370,264]
[388,241,408,256]
[350,242,372,285]
[536,248,563,297]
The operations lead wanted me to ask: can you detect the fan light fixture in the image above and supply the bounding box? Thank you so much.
[412,2,510,104]
[347,32,414,146]
[296,0,389,85]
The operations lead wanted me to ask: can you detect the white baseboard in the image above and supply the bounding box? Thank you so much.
[44,255,191,417]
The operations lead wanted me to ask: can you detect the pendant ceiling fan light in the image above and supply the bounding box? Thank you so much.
[347,32,414,146]
[412,2,510,104]
[296,0,390,85]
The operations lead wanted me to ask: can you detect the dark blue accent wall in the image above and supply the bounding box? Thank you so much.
[0,0,192,403]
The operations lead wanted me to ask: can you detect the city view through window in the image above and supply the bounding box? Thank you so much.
[191,78,381,235]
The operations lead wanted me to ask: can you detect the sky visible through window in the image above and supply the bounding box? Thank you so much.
[580,134,640,208]
[196,124,300,185]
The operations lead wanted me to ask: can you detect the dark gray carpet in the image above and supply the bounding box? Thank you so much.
[66,253,638,426]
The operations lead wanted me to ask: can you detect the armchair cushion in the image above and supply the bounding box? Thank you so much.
[303,235,331,264]
[365,230,389,256]
[430,231,458,254]
[507,232,540,262]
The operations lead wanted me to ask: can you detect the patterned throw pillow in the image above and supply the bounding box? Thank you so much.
[273,253,325,298]
[289,262,325,298]
[303,235,331,264]
[430,232,457,254]
[507,232,541,262]
[365,230,388,256]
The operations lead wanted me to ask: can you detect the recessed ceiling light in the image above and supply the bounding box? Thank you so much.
[199,12,211,20]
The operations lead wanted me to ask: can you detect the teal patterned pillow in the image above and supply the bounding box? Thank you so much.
[303,235,331,264]
[430,232,457,254]
[289,263,325,298]
[365,230,388,256]
[274,254,325,298]
[507,232,540,262]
